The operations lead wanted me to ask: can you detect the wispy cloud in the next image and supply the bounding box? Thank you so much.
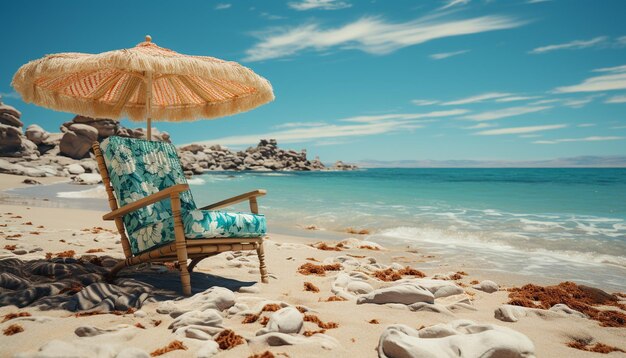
[462,105,551,121]
[411,99,440,106]
[288,0,351,11]
[475,124,566,136]
[442,92,512,106]
[464,122,495,129]
[274,121,327,129]
[260,12,286,20]
[441,0,470,10]
[0,91,20,100]
[534,136,624,144]
[605,94,626,103]
[494,95,541,102]
[244,15,523,61]
[527,0,551,3]
[430,50,470,60]
[215,3,231,10]
[186,117,425,147]
[341,109,468,123]
[554,64,626,93]
[577,123,596,127]
[562,95,600,108]
[529,36,607,54]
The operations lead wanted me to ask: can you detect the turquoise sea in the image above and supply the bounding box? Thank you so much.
[6,168,626,291]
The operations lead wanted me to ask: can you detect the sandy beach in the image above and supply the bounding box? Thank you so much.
[0,173,624,358]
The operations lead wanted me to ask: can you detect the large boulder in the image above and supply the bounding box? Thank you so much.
[71,116,119,138]
[25,124,49,145]
[59,124,98,159]
[0,101,23,127]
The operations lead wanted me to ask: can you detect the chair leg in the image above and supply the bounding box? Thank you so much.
[107,260,128,281]
[188,256,208,273]
[256,241,268,283]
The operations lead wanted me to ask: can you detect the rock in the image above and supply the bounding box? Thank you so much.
[12,249,28,255]
[0,101,23,127]
[168,309,223,331]
[357,282,435,305]
[71,116,119,137]
[0,124,37,157]
[72,173,102,185]
[331,160,358,171]
[22,178,42,185]
[60,124,98,159]
[0,159,47,177]
[257,307,303,335]
[494,304,587,323]
[67,163,85,175]
[25,124,49,145]
[157,286,236,317]
[377,321,535,358]
[196,341,220,357]
[472,280,499,293]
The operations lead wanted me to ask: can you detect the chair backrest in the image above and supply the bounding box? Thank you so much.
[98,136,197,245]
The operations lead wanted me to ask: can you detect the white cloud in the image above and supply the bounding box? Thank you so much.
[260,12,286,20]
[475,124,566,136]
[534,136,624,144]
[577,123,596,127]
[519,134,542,138]
[464,122,495,129]
[244,15,523,61]
[274,121,327,129]
[555,64,626,93]
[462,106,551,121]
[441,0,470,10]
[529,36,607,54]
[411,99,440,106]
[288,0,351,11]
[342,109,469,123]
[186,117,424,147]
[0,91,20,100]
[562,95,599,108]
[530,98,561,105]
[527,0,551,3]
[494,95,541,102]
[430,50,470,60]
[442,92,512,106]
[605,94,626,103]
[215,3,231,10]
[617,36,626,47]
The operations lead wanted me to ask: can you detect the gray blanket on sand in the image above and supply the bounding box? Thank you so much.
[0,256,176,311]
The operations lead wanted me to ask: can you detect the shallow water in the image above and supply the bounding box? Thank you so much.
[5,168,626,291]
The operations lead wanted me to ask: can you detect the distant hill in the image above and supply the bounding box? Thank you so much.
[355,156,626,168]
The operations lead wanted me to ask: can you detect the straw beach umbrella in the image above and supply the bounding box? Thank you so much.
[11,35,274,140]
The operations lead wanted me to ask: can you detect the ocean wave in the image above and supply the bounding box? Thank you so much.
[373,226,626,268]
[57,185,107,199]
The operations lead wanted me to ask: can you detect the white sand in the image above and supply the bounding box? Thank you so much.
[0,173,625,357]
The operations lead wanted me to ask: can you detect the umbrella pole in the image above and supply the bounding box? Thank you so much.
[146,71,153,140]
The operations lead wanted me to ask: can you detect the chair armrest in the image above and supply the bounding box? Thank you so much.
[199,189,267,211]
[102,184,190,221]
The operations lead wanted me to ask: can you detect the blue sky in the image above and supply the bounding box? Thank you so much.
[1,0,625,162]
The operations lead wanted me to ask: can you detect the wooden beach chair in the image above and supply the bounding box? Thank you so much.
[92,136,268,296]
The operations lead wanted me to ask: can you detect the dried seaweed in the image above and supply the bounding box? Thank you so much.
[303,329,326,337]
[150,340,187,356]
[261,303,282,312]
[4,244,16,251]
[259,316,270,326]
[242,313,260,324]
[508,282,626,327]
[86,248,104,253]
[312,242,342,251]
[2,312,31,323]
[3,324,24,335]
[372,266,425,281]
[345,228,370,235]
[368,319,380,324]
[298,263,342,276]
[567,339,625,353]
[303,314,338,329]
[359,245,379,250]
[215,329,244,350]
[322,295,347,302]
[249,352,276,358]
[135,322,146,329]
[304,282,320,292]
[305,257,319,262]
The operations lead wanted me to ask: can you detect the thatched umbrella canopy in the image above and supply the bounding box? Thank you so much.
[12,35,274,140]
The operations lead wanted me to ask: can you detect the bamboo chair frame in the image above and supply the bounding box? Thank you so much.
[92,142,269,296]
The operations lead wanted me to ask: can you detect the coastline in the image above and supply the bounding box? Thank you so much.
[1,172,625,357]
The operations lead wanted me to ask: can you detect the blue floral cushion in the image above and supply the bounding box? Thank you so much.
[100,136,266,255]
[129,210,266,253]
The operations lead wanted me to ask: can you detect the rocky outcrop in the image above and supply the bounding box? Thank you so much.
[177,139,333,174]
[0,102,358,179]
